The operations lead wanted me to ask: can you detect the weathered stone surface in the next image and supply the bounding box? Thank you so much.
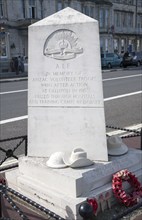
[28,7,108,161]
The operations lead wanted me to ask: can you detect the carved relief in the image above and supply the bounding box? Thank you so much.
[43,29,83,60]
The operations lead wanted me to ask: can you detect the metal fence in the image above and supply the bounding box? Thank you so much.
[0,183,64,220]
[106,124,142,150]
[0,136,27,171]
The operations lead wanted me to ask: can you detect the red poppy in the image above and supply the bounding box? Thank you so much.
[87,198,98,214]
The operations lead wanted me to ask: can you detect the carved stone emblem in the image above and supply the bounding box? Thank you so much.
[43,29,83,60]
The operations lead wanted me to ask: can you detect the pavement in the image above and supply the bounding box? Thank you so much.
[0,71,28,82]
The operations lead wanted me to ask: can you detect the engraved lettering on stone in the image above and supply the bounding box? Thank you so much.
[29,72,101,106]
[43,29,83,60]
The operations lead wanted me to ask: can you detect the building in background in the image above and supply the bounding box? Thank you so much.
[0,0,142,71]
[112,0,142,55]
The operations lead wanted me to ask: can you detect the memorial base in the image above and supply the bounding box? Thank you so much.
[5,149,142,220]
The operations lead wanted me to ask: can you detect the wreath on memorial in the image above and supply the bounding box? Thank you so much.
[112,169,142,207]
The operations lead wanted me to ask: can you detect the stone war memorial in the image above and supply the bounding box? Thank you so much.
[5,8,142,220]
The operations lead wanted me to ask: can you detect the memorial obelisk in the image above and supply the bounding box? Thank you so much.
[28,7,108,161]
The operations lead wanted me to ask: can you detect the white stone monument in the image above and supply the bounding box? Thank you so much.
[27,7,108,162]
[5,8,142,220]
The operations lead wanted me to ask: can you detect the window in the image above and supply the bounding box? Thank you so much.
[73,2,80,10]
[105,39,108,52]
[57,0,62,11]
[128,39,133,52]
[0,0,4,17]
[29,0,36,19]
[99,8,104,28]
[115,11,120,27]
[90,6,94,18]
[138,0,142,7]
[0,29,7,58]
[57,0,70,11]
[128,0,133,5]
[115,11,133,28]
[121,12,127,27]
[137,39,140,51]
[114,39,118,53]
[105,9,109,27]
[22,0,25,18]
[128,12,133,27]
[84,6,89,16]
[128,39,132,45]
[122,0,128,4]
[99,8,109,28]
[137,14,142,29]
[64,0,70,7]
[100,38,104,53]
[106,53,114,58]
[82,5,94,18]
[121,39,125,53]
[114,54,118,58]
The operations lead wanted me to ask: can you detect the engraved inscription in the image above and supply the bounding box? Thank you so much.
[29,69,102,107]
[29,62,103,107]
[43,29,83,60]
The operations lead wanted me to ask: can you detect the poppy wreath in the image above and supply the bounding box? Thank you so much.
[112,169,142,207]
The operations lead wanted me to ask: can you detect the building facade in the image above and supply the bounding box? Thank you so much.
[0,0,142,71]
[112,0,142,54]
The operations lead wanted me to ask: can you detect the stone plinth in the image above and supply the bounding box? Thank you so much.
[5,149,142,220]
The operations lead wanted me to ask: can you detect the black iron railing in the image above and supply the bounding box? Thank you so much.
[106,124,142,150]
[0,182,64,220]
[0,136,27,171]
